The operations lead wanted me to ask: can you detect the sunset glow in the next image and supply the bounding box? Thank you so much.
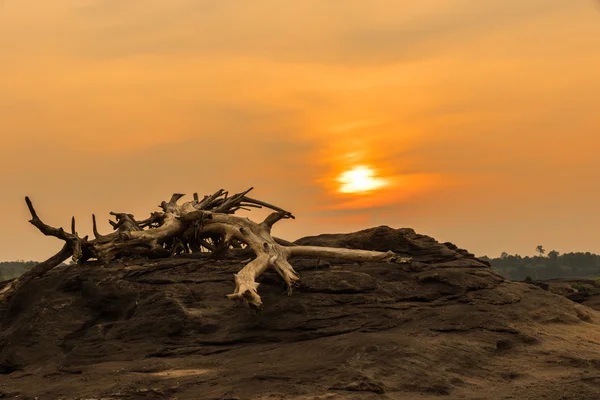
[337,166,388,194]
[1,0,600,261]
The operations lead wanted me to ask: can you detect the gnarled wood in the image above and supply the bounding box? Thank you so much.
[0,244,72,302]
[20,188,412,309]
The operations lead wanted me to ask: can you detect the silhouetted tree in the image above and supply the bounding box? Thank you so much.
[536,245,546,257]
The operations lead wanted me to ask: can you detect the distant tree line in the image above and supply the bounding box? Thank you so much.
[0,261,38,281]
[3,245,600,283]
[481,245,600,281]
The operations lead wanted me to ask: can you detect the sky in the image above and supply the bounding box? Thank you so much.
[1,0,599,261]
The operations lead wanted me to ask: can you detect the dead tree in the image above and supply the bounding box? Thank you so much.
[2,189,411,309]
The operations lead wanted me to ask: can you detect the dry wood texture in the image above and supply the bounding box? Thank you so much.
[12,189,412,308]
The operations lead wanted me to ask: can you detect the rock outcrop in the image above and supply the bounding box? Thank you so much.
[1,226,600,399]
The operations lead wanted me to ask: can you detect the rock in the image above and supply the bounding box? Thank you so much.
[567,291,591,303]
[1,227,600,399]
[530,281,550,291]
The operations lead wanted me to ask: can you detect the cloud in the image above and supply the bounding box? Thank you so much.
[60,0,572,63]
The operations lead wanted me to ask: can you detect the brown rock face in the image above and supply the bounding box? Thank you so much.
[1,226,600,399]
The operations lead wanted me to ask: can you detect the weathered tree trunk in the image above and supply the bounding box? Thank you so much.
[0,244,72,302]
[17,188,412,309]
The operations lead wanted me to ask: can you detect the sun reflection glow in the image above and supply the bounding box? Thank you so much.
[337,165,388,194]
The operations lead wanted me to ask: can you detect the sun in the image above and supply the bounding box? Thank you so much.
[337,165,388,194]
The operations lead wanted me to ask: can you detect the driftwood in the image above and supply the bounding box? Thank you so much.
[4,188,411,308]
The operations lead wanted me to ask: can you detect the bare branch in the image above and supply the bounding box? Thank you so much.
[26,197,73,241]
[25,197,88,262]
[109,212,142,232]
[242,196,294,218]
[92,214,102,239]
[261,211,293,231]
[0,244,72,302]
[196,189,225,209]
[213,187,254,213]
[273,237,296,247]
[169,193,186,204]
[288,246,412,264]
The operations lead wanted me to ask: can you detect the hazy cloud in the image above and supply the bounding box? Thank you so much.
[62,0,572,63]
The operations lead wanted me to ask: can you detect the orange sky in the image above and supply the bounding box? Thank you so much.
[1,0,599,261]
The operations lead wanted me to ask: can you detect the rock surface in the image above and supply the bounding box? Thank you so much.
[1,226,600,399]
